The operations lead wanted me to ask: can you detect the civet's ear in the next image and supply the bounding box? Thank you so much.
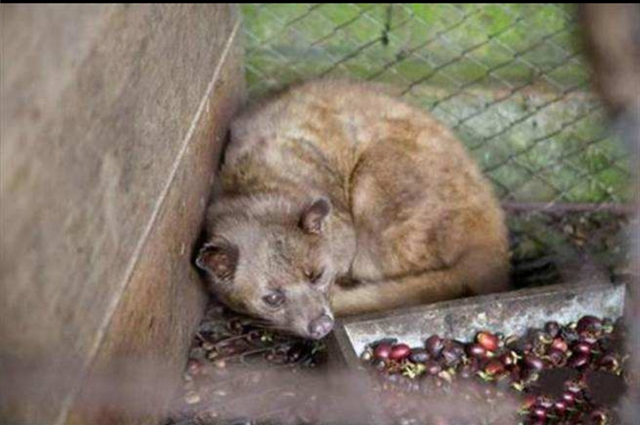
[195,236,239,282]
[299,197,332,235]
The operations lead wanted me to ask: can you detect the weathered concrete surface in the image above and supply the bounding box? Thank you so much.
[1,4,245,424]
[69,33,246,425]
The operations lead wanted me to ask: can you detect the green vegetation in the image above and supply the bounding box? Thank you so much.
[241,4,631,203]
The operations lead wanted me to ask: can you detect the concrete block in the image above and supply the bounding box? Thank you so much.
[0,4,245,423]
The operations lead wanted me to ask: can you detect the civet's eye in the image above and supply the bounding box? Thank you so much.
[306,268,324,284]
[263,292,285,308]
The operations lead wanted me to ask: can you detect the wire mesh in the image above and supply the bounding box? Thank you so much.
[241,3,633,205]
[165,8,637,424]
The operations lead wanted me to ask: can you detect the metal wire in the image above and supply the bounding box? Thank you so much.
[241,4,632,205]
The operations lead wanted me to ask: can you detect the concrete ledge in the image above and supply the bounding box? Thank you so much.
[1,5,245,423]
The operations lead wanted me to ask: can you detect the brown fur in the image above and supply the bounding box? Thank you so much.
[197,80,510,338]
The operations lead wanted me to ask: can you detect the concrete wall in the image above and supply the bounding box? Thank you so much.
[0,5,245,424]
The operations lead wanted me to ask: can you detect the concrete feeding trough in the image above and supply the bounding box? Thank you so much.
[328,275,627,371]
[325,276,627,425]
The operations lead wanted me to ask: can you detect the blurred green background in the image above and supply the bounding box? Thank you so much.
[240,4,632,204]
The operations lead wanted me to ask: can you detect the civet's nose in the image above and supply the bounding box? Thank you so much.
[308,314,334,339]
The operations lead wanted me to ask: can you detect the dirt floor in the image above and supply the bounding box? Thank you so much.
[164,209,634,425]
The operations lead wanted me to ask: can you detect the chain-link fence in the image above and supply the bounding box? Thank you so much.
[241,3,632,205]
[165,7,637,424]
[241,3,635,279]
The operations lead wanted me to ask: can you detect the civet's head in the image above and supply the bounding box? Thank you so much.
[196,197,335,339]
